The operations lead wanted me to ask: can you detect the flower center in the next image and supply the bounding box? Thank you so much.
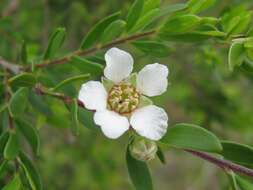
[107,83,140,114]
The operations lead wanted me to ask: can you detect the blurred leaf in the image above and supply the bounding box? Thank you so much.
[44,27,66,60]
[18,151,42,190]
[52,74,90,91]
[160,123,222,153]
[221,141,253,167]
[228,41,245,71]
[159,14,201,38]
[70,99,79,135]
[0,160,8,177]
[159,3,188,17]
[78,108,98,131]
[2,174,21,190]
[126,0,144,31]
[0,103,8,113]
[188,0,216,14]
[236,175,253,190]
[126,145,153,190]
[227,171,239,190]
[157,146,166,164]
[9,87,29,118]
[71,56,103,75]
[142,0,160,14]
[101,20,126,44]
[4,132,19,160]
[8,73,36,88]
[130,8,159,33]
[21,40,28,64]
[80,12,120,49]
[16,119,40,156]
[0,131,9,154]
[132,40,173,57]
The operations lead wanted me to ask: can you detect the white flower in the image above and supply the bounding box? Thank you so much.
[78,47,169,140]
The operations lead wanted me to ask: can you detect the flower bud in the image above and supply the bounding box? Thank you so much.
[129,138,158,162]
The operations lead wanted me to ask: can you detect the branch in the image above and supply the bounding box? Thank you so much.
[185,149,253,178]
[0,57,21,74]
[32,30,156,69]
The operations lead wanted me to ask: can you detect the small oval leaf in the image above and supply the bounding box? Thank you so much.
[160,123,222,153]
[8,73,36,88]
[4,132,20,160]
[228,41,245,71]
[126,0,144,31]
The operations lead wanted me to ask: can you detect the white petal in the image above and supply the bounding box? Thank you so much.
[78,81,107,111]
[137,63,169,97]
[94,110,130,139]
[104,47,134,83]
[130,105,168,141]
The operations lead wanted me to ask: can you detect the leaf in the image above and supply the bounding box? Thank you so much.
[188,0,216,14]
[160,123,222,153]
[2,174,21,190]
[159,3,188,17]
[70,99,79,136]
[0,103,8,114]
[4,132,20,160]
[18,151,42,190]
[157,146,166,164]
[226,171,239,190]
[0,160,8,177]
[132,40,173,57]
[80,12,120,49]
[71,56,103,75]
[15,119,40,156]
[221,141,253,167]
[228,41,245,71]
[21,40,28,64]
[130,8,160,33]
[126,0,144,31]
[0,131,9,154]
[78,108,98,131]
[44,27,66,60]
[159,14,202,38]
[52,74,90,91]
[236,175,253,190]
[142,0,160,14]
[8,73,36,88]
[126,145,153,190]
[9,87,29,117]
[101,20,126,44]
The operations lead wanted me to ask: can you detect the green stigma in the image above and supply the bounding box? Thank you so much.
[107,83,140,114]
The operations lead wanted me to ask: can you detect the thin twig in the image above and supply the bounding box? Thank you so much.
[32,30,156,69]
[0,57,21,74]
[185,149,253,178]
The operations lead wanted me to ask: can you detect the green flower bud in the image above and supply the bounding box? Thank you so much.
[129,138,158,162]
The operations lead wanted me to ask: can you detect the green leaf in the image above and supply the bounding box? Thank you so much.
[70,99,79,136]
[18,151,42,190]
[44,27,66,60]
[0,160,8,177]
[132,40,173,57]
[78,108,98,131]
[159,14,202,38]
[228,41,245,71]
[130,8,160,33]
[80,12,120,49]
[52,74,90,91]
[236,175,253,190]
[101,20,126,44]
[142,0,160,13]
[126,145,153,190]
[159,3,188,17]
[126,0,144,31]
[9,87,29,117]
[226,171,239,190]
[15,119,40,156]
[0,103,8,114]
[21,40,28,64]
[0,131,9,154]
[4,132,20,160]
[221,141,253,167]
[157,146,166,164]
[160,123,222,153]
[71,56,103,75]
[8,73,36,88]
[188,0,216,14]
[3,174,21,190]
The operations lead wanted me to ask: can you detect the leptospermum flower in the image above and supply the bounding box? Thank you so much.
[78,47,169,140]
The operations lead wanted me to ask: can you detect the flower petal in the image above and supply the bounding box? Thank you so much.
[137,63,169,97]
[130,105,168,141]
[104,47,134,83]
[94,110,130,139]
[78,81,107,111]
